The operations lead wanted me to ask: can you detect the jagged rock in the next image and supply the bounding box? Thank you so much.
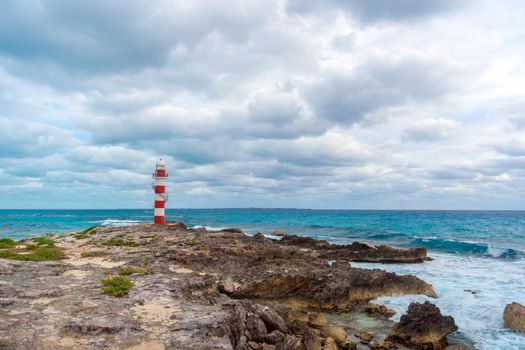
[355,331,373,343]
[265,330,286,345]
[387,301,458,350]
[271,231,286,237]
[0,223,441,349]
[277,335,302,350]
[303,328,323,350]
[308,313,328,328]
[279,235,428,263]
[254,304,289,334]
[364,303,396,318]
[322,337,338,350]
[320,324,348,346]
[503,302,525,333]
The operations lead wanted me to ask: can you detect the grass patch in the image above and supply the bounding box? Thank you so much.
[74,226,99,239]
[118,266,148,276]
[32,236,55,248]
[80,250,110,258]
[103,237,140,247]
[187,239,198,247]
[139,235,156,239]
[0,247,65,261]
[101,276,133,297]
[0,238,16,249]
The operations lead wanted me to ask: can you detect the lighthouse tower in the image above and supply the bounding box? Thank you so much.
[153,159,168,224]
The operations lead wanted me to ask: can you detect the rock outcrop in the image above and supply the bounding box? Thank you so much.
[387,301,458,350]
[503,302,525,333]
[0,223,440,349]
[279,235,428,263]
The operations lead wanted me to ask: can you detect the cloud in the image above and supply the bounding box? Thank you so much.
[286,0,462,23]
[403,118,457,142]
[304,52,459,126]
[0,0,524,210]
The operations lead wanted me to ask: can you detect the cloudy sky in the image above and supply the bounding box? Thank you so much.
[0,0,524,210]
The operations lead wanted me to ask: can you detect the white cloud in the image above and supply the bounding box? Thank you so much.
[0,0,524,209]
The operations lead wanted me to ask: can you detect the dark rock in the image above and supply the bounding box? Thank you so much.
[277,335,302,350]
[303,328,323,350]
[265,330,286,345]
[279,235,428,263]
[364,303,396,318]
[387,301,458,350]
[253,303,288,333]
[503,302,525,333]
[355,331,373,343]
[63,317,139,336]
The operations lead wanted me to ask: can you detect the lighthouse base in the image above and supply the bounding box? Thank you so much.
[154,216,165,225]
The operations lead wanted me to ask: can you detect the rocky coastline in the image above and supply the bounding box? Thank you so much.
[0,223,466,349]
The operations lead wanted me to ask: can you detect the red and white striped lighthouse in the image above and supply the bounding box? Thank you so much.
[153,159,168,224]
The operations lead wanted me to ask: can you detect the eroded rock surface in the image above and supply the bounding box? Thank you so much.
[503,302,525,333]
[279,235,428,263]
[387,301,458,350]
[0,223,438,349]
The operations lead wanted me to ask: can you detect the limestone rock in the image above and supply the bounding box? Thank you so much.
[322,337,338,350]
[503,302,525,333]
[387,301,458,350]
[364,303,396,318]
[302,328,323,350]
[279,235,428,263]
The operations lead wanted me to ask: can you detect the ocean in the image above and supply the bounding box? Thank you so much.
[1,209,524,349]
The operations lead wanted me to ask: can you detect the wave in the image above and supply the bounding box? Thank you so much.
[411,237,523,259]
[99,219,143,227]
[190,225,226,231]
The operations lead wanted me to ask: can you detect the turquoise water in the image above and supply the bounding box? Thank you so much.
[1,208,524,349]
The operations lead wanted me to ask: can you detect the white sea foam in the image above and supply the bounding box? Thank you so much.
[99,219,143,227]
[191,225,226,231]
[353,252,525,349]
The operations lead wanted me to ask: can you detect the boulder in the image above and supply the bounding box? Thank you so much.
[364,303,396,318]
[503,302,525,333]
[387,301,457,350]
[271,231,286,237]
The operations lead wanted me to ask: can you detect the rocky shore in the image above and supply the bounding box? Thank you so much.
[0,223,465,349]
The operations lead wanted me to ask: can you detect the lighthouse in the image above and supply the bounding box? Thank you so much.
[153,159,168,224]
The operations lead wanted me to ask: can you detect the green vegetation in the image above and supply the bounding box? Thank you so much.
[80,250,110,258]
[103,237,140,247]
[101,276,133,297]
[118,266,148,276]
[0,247,65,261]
[32,236,55,248]
[187,239,198,247]
[73,226,99,239]
[0,236,64,261]
[139,235,156,239]
[0,238,16,249]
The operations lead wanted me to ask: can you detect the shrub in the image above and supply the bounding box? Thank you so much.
[0,238,16,249]
[118,266,148,276]
[101,276,133,297]
[103,237,140,247]
[0,247,65,261]
[80,250,110,258]
[33,237,55,248]
[73,226,99,239]
[187,239,198,247]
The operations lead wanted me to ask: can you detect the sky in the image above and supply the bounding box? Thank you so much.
[0,0,524,210]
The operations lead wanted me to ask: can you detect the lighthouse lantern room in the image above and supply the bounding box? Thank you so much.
[153,159,168,224]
